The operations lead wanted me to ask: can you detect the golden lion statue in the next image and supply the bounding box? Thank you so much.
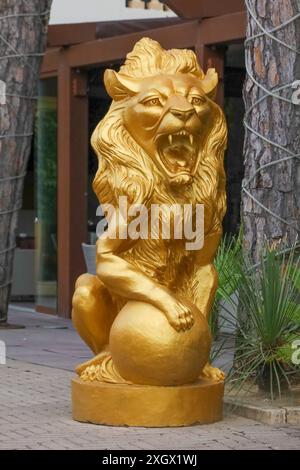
[72,38,227,387]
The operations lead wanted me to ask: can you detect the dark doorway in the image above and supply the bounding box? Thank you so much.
[223,43,245,236]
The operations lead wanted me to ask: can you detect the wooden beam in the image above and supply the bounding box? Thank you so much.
[57,53,71,318]
[163,0,245,19]
[41,48,60,76]
[47,19,183,47]
[66,21,199,68]
[42,10,246,74]
[57,53,88,318]
[198,11,246,44]
[95,18,182,39]
[48,23,98,47]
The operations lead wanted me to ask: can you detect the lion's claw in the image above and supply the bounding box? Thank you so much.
[164,300,194,332]
[201,363,225,382]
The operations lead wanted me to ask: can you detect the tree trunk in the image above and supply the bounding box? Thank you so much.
[0,0,52,322]
[242,0,300,262]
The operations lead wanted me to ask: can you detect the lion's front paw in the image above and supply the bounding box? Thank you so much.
[163,299,194,332]
[201,363,225,382]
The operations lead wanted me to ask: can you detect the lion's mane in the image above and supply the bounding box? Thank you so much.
[92,38,227,234]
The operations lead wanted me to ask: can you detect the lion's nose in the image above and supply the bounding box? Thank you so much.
[170,107,195,122]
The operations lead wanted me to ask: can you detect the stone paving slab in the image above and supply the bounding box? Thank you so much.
[225,397,300,426]
[1,359,300,450]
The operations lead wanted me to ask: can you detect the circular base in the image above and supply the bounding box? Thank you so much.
[72,377,224,427]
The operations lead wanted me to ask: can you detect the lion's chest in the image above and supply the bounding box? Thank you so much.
[122,237,196,288]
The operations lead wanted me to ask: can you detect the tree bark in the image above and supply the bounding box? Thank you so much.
[242,0,300,262]
[0,0,52,322]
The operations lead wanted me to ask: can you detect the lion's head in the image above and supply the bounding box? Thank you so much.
[92,38,227,232]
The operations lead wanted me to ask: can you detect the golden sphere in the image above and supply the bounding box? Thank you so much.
[109,300,211,386]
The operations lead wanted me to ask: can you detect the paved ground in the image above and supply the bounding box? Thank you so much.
[0,305,300,450]
[0,303,91,370]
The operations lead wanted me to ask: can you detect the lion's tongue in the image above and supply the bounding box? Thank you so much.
[174,158,187,167]
[164,154,187,169]
[163,147,190,168]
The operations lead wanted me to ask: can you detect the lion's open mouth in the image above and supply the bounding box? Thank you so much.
[156,130,198,175]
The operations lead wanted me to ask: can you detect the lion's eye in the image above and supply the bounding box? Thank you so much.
[144,98,161,106]
[191,96,204,106]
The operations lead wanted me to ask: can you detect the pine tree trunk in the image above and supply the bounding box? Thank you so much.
[242,0,300,262]
[0,0,52,322]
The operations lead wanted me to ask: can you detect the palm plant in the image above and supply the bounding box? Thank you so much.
[223,245,300,399]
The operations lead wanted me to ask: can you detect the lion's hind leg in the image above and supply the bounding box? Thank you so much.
[72,273,117,374]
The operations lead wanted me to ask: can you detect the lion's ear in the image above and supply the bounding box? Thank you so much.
[104,70,140,101]
[200,68,218,101]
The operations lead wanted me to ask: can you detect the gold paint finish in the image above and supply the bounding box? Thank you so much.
[72,377,224,427]
[72,38,227,425]
[110,300,211,386]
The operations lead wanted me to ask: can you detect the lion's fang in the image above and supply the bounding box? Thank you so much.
[168,135,173,145]
[189,134,193,145]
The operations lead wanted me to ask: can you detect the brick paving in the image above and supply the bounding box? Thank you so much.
[1,359,300,450]
[0,306,300,450]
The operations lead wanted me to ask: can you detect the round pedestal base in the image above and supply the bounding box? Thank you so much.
[72,377,224,427]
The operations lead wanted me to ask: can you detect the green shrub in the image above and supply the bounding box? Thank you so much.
[224,245,300,399]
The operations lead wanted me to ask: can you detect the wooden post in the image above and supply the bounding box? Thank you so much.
[196,44,225,108]
[57,52,88,317]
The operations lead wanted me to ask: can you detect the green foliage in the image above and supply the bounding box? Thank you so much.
[289,265,300,296]
[214,233,243,304]
[224,245,300,399]
[35,96,57,222]
[35,94,58,282]
[210,234,300,398]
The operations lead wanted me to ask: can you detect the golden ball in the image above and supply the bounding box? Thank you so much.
[109,300,211,386]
